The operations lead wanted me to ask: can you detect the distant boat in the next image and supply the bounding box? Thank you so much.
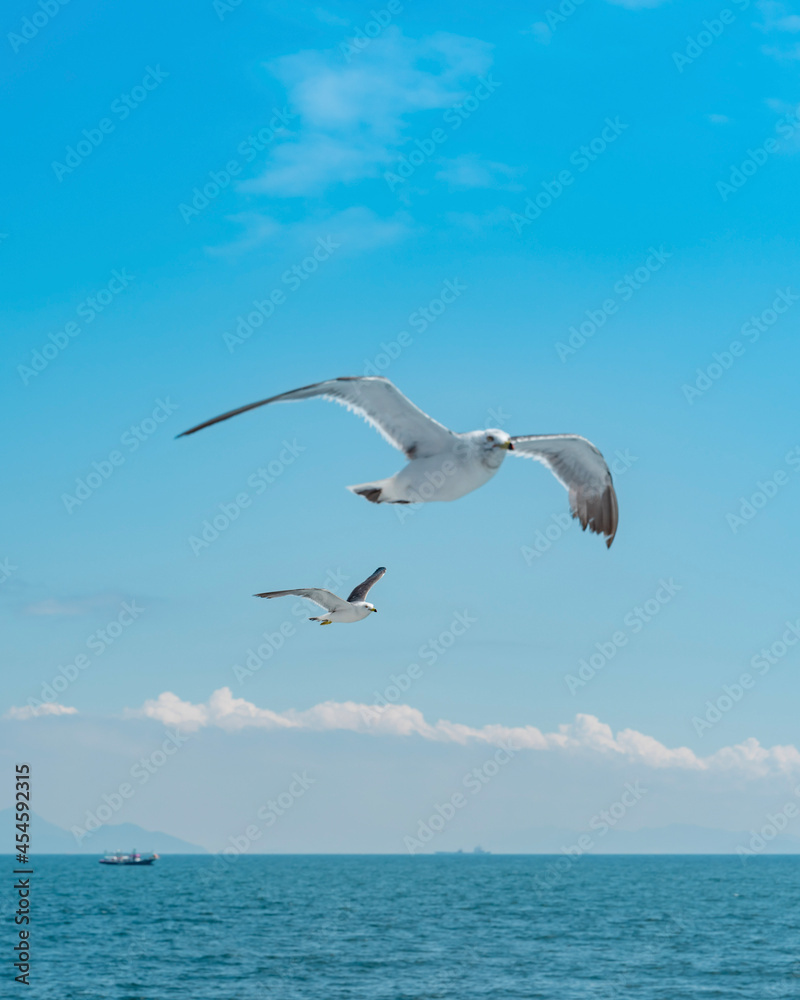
[434,846,491,855]
[99,850,159,866]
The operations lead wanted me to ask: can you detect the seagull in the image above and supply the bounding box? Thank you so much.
[179,376,619,546]
[254,567,386,625]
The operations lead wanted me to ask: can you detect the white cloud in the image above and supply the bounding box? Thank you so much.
[208,206,414,256]
[243,135,393,197]
[205,213,283,256]
[4,702,77,720]
[526,22,552,45]
[126,687,800,777]
[757,1,800,31]
[23,599,85,616]
[758,2,800,56]
[434,154,523,191]
[445,207,511,233]
[129,691,209,732]
[22,594,122,616]
[313,6,349,27]
[761,42,800,57]
[247,28,493,197]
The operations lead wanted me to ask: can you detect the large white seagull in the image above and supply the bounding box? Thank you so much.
[179,376,619,546]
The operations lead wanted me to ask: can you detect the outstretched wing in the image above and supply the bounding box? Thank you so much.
[253,588,350,612]
[178,376,455,460]
[346,567,386,603]
[510,434,619,547]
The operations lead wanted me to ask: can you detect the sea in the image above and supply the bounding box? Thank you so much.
[27,855,800,998]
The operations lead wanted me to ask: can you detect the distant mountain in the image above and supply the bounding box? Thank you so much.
[0,810,206,854]
[4,811,799,855]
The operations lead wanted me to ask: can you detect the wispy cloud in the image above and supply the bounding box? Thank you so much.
[525,23,553,46]
[313,6,349,27]
[5,702,77,720]
[445,207,511,233]
[205,212,283,256]
[758,2,800,57]
[757,0,800,32]
[21,594,125,617]
[208,205,414,256]
[245,28,493,197]
[125,688,800,777]
[434,154,523,191]
[761,42,800,58]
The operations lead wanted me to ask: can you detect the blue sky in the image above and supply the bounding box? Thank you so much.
[3,0,800,853]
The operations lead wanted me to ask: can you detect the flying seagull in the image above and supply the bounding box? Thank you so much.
[179,376,618,546]
[255,567,386,625]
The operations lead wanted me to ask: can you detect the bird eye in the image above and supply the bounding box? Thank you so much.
[487,435,494,442]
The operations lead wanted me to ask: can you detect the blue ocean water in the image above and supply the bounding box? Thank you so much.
[26,855,800,998]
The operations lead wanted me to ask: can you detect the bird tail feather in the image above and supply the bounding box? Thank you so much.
[347,479,391,504]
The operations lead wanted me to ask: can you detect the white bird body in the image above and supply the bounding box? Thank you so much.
[350,431,506,504]
[310,601,374,624]
[254,567,386,625]
[180,376,619,546]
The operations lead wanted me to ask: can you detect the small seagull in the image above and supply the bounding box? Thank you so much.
[255,567,386,625]
[179,375,618,546]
